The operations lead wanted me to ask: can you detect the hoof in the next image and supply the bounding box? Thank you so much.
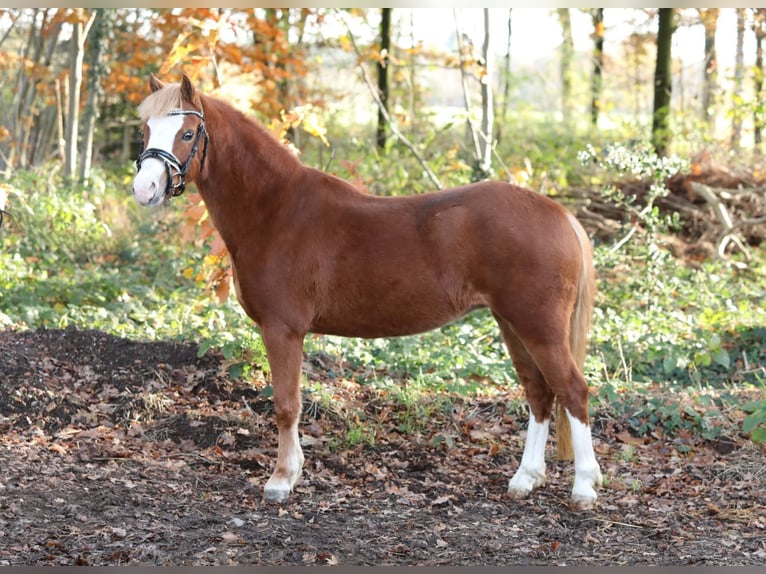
[570,467,602,510]
[570,491,598,511]
[263,485,292,504]
[507,467,546,500]
[263,469,301,503]
[507,486,533,500]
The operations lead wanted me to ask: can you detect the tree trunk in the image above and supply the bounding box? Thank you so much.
[558,8,574,127]
[730,8,745,151]
[8,9,47,170]
[476,8,493,180]
[14,9,41,169]
[4,9,65,172]
[55,78,66,165]
[652,8,674,156]
[79,9,108,181]
[754,9,766,149]
[65,9,96,181]
[497,8,512,145]
[32,20,61,166]
[258,9,295,124]
[628,33,642,118]
[65,12,84,179]
[278,10,294,117]
[590,8,604,127]
[699,9,719,127]
[407,9,417,137]
[376,8,391,151]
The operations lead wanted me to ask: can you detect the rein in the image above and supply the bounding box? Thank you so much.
[135,109,209,198]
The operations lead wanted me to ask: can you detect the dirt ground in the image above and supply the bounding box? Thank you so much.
[0,327,763,566]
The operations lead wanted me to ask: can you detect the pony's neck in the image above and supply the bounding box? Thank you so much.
[195,94,303,211]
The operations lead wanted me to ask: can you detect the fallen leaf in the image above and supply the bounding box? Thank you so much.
[48,443,68,455]
[221,532,242,544]
[431,495,453,507]
[616,431,646,445]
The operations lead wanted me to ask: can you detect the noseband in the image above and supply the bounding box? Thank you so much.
[135,109,209,198]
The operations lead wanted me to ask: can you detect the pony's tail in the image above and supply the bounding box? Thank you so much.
[556,214,596,461]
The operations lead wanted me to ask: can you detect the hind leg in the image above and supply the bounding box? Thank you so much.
[496,317,555,499]
[508,404,551,498]
[496,314,602,508]
[521,340,602,508]
[564,407,602,508]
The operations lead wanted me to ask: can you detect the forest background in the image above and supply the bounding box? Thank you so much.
[0,6,765,464]
[0,8,765,565]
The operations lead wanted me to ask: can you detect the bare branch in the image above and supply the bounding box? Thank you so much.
[338,10,443,190]
[453,10,481,161]
[689,181,758,262]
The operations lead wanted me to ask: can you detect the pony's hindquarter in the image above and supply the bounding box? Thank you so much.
[496,201,601,508]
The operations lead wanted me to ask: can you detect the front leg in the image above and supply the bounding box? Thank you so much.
[508,405,549,498]
[260,324,306,503]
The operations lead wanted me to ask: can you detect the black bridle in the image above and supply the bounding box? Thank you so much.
[135,109,209,198]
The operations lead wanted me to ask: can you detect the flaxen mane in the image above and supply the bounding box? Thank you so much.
[137,84,184,121]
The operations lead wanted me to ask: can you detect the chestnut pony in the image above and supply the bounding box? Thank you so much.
[132,74,603,509]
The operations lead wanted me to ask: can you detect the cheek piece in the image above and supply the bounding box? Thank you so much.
[135,109,209,198]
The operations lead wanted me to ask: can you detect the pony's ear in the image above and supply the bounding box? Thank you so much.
[180,74,201,108]
[148,74,164,93]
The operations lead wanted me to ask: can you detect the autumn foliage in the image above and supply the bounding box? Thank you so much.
[80,8,327,302]
[0,8,326,175]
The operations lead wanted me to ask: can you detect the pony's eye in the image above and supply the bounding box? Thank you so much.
[182,130,194,141]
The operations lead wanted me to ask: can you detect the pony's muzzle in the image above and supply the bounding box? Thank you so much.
[133,158,168,207]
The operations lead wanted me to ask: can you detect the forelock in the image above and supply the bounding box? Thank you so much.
[137,84,183,122]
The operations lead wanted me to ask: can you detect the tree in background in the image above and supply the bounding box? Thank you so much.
[64,9,96,181]
[753,9,766,150]
[477,8,493,180]
[0,8,319,174]
[496,8,512,145]
[730,8,745,151]
[590,8,605,127]
[453,9,494,181]
[652,8,674,156]
[5,8,766,177]
[699,9,719,128]
[0,9,63,173]
[79,9,111,182]
[256,9,312,122]
[557,8,574,127]
[621,24,654,121]
[376,8,391,151]
[454,13,479,165]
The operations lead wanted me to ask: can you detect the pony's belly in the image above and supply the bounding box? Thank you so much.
[310,316,454,339]
[309,292,486,339]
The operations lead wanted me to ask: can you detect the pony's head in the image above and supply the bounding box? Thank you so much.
[132,74,209,207]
